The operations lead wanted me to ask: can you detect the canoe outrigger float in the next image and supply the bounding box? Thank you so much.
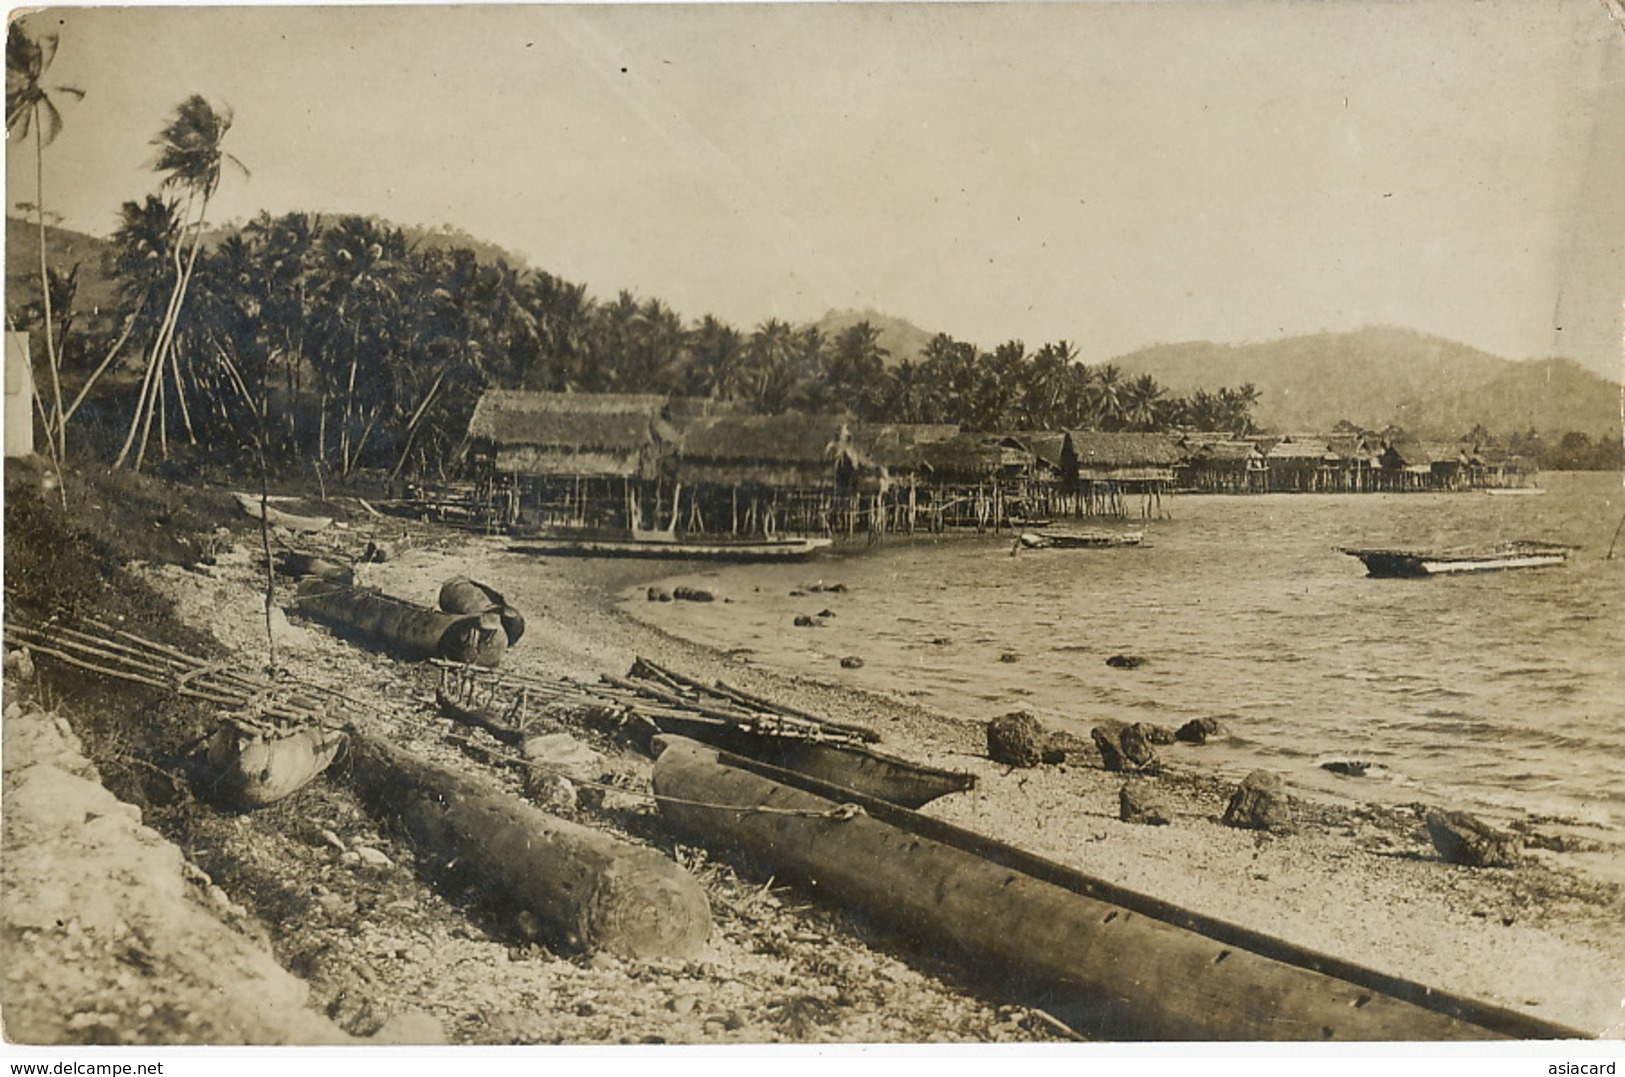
[1337,541,1575,577]
[651,736,1588,1041]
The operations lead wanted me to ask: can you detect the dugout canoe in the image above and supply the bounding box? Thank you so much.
[651,736,1589,1042]
[1337,541,1575,577]
[233,491,335,533]
[293,578,508,667]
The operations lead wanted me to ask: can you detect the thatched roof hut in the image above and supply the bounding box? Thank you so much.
[466,390,684,480]
[1264,436,1339,464]
[1380,441,1467,472]
[1066,432,1183,481]
[677,414,865,489]
[915,434,1035,484]
[848,423,961,473]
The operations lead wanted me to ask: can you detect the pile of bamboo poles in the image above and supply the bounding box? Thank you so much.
[6,615,346,731]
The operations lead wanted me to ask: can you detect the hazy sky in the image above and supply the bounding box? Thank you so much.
[7,1,1623,378]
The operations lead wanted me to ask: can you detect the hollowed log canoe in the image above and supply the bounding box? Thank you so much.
[293,578,507,667]
[646,711,973,808]
[651,736,1587,1042]
[200,720,347,809]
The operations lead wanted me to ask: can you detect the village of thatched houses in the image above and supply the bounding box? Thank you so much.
[460,390,1537,540]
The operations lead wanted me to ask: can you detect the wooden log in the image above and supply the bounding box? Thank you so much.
[346,729,711,960]
[294,578,507,667]
[650,737,1584,1042]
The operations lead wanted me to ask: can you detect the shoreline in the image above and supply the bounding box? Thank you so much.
[33,511,1618,1043]
[363,531,1624,1038]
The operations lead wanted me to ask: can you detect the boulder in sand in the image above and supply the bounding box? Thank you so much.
[986,711,1048,768]
[1424,809,1521,868]
[1223,770,1293,830]
[521,733,606,807]
[1119,782,1171,826]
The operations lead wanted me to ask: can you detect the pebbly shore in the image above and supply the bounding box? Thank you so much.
[8,516,1622,1044]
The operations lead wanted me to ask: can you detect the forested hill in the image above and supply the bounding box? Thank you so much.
[805,308,936,367]
[1107,326,1620,437]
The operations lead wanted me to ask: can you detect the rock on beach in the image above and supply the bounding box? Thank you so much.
[1222,770,1293,830]
[1424,809,1521,869]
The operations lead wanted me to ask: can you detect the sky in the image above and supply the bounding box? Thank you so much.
[6,1,1624,379]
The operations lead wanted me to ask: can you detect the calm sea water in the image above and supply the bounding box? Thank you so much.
[629,471,1625,834]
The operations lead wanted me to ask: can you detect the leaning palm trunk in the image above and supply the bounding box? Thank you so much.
[34,123,67,460]
[60,310,138,431]
[114,216,191,468]
[390,365,448,481]
[137,212,210,469]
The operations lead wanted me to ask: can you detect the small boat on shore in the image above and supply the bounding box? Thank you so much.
[1018,529,1144,550]
[509,532,833,562]
[1484,487,1547,496]
[232,491,335,533]
[1337,541,1575,578]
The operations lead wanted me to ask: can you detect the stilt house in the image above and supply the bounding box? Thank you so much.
[465,390,688,531]
[1064,432,1182,517]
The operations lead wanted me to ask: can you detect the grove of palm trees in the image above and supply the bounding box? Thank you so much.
[8,25,1261,490]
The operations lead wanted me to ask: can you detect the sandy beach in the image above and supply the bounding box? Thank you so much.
[8,501,1621,1045]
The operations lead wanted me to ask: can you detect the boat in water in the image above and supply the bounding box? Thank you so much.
[1018,529,1144,550]
[509,531,833,562]
[1337,540,1575,578]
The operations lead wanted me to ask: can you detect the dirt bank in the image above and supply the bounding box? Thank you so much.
[1,693,350,1045]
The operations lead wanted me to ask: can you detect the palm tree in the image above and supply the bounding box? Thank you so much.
[679,315,745,399]
[1087,362,1124,430]
[7,23,84,459]
[115,94,247,469]
[1120,373,1166,431]
[824,321,890,417]
[308,216,411,474]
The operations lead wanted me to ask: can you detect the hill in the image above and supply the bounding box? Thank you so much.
[804,308,937,367]
[1106,326,1620,437]
[5,216,120,315]
[1394,358,1623,441]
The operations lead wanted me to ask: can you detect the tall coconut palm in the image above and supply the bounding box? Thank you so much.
[7,23,84,458]
[116,94,247,469]
[308,216,412,474]
[1120,373,1166,431]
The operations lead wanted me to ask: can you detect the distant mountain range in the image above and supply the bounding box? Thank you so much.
[808,312,1621,440]
[1107,326,1621,438]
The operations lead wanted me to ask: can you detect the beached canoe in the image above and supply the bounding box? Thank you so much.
[651,736,1588,1041]
[639,710,973,808]
[1019,529,1144,550]
[1337,541,1575,577]
[233,492,335,533]
[293,578,508,666]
